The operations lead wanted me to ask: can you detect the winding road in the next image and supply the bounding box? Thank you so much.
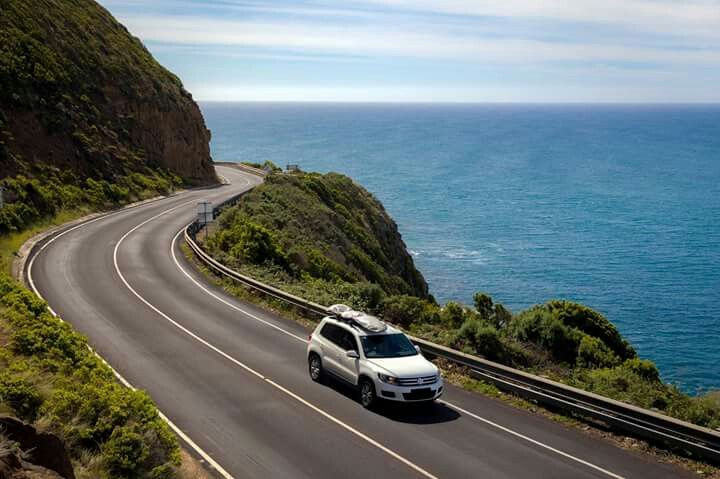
[28,166,690,479]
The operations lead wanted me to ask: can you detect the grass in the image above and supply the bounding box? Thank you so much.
[0,186,212,478]
[0,209,84,275]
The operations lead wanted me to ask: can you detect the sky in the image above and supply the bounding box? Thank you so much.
[99,0,720,103]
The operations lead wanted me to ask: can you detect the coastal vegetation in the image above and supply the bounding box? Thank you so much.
[0,275,179,478]
[204,170,720,431]
[1,0,220,476]
[0,0,215,184]
[0,167,180,237]
[207,171,429,309]
[0,166,187,478]
[240,160,282,172]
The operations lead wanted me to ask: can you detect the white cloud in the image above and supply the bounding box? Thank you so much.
[193,82,719,103]
[122,15,720,65]
[362,0,720,39]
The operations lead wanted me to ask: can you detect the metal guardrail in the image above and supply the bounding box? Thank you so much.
[184,200,720,465]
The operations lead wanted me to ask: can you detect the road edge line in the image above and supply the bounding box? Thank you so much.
[173,219,629,479]
[26,199,235,479]
[115,203,440,479]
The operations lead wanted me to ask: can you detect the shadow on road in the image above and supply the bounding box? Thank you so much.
[320,378,460,425]
[375,400,461,425]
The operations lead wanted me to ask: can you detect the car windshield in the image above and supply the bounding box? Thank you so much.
[360,333,418,358]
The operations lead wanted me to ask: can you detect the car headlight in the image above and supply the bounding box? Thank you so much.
[378,373,398,384]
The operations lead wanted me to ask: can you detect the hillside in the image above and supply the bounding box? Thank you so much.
[0,0,215,184]
[208,171,429,301]
[0,1,218,476]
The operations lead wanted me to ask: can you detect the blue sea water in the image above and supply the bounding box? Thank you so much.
[200,102,720,394]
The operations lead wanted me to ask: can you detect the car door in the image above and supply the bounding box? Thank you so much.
[335,328,361,385]
[318,323,344,376]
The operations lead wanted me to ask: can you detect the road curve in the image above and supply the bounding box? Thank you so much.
[29,166,690,479]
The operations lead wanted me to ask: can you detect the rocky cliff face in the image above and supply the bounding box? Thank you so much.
[0,0,216,184]
[0,416,73,479]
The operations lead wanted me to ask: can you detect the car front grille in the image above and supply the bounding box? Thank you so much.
[402,388,435,400]
[396,375,437,387]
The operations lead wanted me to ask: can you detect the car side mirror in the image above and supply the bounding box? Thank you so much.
[346,350,359,359]
[414,345,421,353]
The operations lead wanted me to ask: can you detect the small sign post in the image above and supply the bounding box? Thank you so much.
[197,201,213,242]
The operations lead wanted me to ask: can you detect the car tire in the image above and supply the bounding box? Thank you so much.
[308,354,323,382]
[359,378,377,409]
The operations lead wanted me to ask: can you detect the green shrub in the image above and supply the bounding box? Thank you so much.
[0,374,42,421]
[440,301,468,329]
[622,358,660,382]
[206,172,429,298]
[493,303,512,329]
[667,393,720,430]
[576,335,620,369]
[0,275,180,475]
[544,300,635,360]
[209,220,287,268]
[0,169,180,236]
[453,319,508,362]
[509,308,582,364]
[355,282,385,314]
[473,292,494,319]
[380,295,438,328]
[303,247,354,282]
[472,292,512,328]
[103,427,150,478]
[241,161,281,172]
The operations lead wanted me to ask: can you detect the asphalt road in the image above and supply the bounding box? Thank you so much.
[29,166,691,479]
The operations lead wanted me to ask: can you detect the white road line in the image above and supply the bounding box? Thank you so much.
[439,401,624,479]
[114,205,440,479]
[171,229,308,343]
[27,196,235,479]
[170,219,628,479]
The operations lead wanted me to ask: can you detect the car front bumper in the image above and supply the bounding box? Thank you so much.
[377,379,444,402]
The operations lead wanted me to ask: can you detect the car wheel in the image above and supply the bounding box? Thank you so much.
[359,378,376,409]
[308,354,323,382]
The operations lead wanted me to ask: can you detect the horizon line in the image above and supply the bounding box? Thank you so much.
[196,99,720,105]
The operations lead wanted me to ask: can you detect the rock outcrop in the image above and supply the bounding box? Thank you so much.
[0,416,72,479]
[0,0,216,185]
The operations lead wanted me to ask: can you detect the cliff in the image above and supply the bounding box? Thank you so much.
[0,0,216,184]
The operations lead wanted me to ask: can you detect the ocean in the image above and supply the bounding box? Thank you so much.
[200,102,720,394]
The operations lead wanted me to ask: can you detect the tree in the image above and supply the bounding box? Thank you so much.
[441,301,467,329]
[473,292,512,328]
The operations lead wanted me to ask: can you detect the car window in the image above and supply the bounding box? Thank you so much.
[339,329,359,352]
[360,333,418,358]
[320,323,341,345]
[320,323,358,352]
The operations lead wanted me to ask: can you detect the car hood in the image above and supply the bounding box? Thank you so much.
[366,354,438,378]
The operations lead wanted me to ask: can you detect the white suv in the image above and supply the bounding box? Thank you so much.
[307,305,443,408]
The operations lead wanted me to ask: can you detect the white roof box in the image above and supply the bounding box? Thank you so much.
[341,310,387,333]
[329,304,352,315]
[329,304,388,332]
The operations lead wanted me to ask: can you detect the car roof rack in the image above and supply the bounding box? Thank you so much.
[328,304,388,333]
